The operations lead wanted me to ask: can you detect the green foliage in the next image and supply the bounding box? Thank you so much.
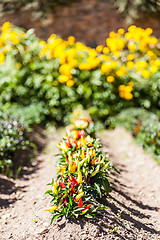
[0,111,31,175]
[1,23,160,126]
[110,108,160,162]
[0,102,47,175]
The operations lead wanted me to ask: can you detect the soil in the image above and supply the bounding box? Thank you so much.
[1,126,160,240]
[1,0,160,47]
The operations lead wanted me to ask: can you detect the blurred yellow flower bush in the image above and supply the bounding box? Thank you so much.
[0,22,160,125]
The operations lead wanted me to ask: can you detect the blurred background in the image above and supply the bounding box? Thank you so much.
[1,0,160,47]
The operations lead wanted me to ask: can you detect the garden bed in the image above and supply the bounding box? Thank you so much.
[0,127,160,240]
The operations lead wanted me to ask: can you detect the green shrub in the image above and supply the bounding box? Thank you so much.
[0,111,31,176]
[110,108,160,162]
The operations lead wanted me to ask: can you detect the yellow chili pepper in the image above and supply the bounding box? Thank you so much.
[90,165,100,177]
[52,181,59,194]
[69,161,77,173]
[101,162,110,172]
[77,170,83,183]
[79,157,88,167]
[75,191,84,202]
[43,205,58,211]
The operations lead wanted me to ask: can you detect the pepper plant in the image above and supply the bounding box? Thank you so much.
[44,110,113,222]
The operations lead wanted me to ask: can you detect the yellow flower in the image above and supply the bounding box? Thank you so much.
[116,66,126,77]
[119,85,125,91]
[40,41,46,47]
[96,45,103,52]
[127,54,134,61]
[128,42,136,51]
[129,81,134,87]
[66,80,75,87]
[89,49,97,57]
[106,75,115,83]
[101,54,111,61]
[125,86,133,92]
[59,75,69,83]
[109,31,117,38]
[118,28,125,35]
[110,61,118,68]
[113,51,120,58]
[68,36,75,45]
[125,92,133,100]
[149,37,158,46]
[128,25,137,32]
[127,61,134,69]
[0,52,5,64]
[136,61,148,69]
[103,47,110,54]
[1,22,11,32]
[150,65,158,73]
[147,50,155,58]
[154,60,160,67]
[145,28,153,36]
[101,63,112,74]
[142,69,151,78]
[59,64,71,76]
[9,32,20,45]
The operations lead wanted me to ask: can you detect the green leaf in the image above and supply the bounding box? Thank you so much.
[102,178,112,194]
[94,183,102,198]
[51,214,63,224]
[44,190,52,195]
[85,214,93,218]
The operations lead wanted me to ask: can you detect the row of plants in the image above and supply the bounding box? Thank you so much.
[109,108,160,163]
[44,109,114,221]
[0,102,47,177]
[1,22,160,125]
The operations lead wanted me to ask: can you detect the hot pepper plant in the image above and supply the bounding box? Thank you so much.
[44,110,113,222]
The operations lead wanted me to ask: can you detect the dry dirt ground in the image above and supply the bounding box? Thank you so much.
[0,126,160,240]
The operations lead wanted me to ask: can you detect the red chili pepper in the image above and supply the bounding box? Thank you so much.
[65,155,68,162]
[78,198,83,207]
[87,177,90,182]
[59,180,66,189]
[83,204,92,211]
[73,139,78,148]
[66,138,71,148]
[64,198,67,207]
[68,178,75,194]
[70,175,79,186]
[77,130,85,139]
